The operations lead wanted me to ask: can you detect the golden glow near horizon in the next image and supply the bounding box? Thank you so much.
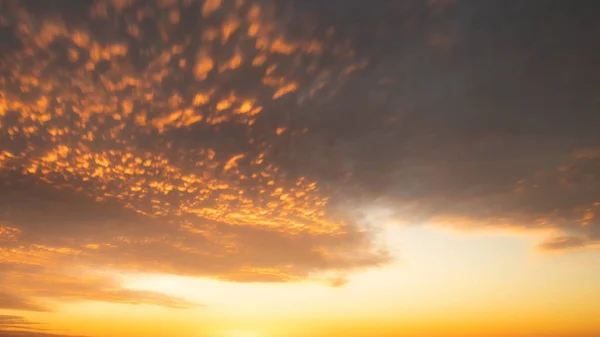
[13,225,600,337]
[1,1,600,337]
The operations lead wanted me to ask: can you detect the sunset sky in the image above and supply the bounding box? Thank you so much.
[1,1,600,337]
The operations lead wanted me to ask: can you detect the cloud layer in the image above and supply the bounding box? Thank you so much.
[0,0,599,320]
[0,0,390,313]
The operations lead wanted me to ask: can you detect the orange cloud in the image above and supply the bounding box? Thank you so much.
[0,314,85,337]
[0,292,48,312]
[0,0,386,313]
[537,236,589,252]
[1,264,196,309]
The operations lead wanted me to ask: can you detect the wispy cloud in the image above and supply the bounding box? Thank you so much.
[0,331,84,337]
[0,315,83,337]
[0,292,48,312]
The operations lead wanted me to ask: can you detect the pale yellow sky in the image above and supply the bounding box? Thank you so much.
[12,224,600,337]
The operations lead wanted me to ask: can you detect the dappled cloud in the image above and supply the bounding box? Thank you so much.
[0,0,385,312]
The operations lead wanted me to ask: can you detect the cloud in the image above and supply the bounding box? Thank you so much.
[538,235,600,252]
[0,292,48,312]
[266,0,600,250]
[0,0,599,315]
[0,332,83,337]
[0,315,39,329]
[0,262,196,310]
[537,236,589,252]
[0,315,80,337]
[0,0,390,311]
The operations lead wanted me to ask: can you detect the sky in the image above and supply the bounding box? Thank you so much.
[1,0,600,337]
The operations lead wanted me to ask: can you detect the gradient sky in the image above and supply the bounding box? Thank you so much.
[1,0,600,337]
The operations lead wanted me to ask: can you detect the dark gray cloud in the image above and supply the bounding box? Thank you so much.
[268,0,600,248]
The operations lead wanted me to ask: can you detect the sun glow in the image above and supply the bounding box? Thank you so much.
[225,330,264,337]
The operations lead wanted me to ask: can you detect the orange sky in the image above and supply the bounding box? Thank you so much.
[1,1,600,337]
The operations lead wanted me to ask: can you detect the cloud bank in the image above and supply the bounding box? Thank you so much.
[0,0,598,318]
